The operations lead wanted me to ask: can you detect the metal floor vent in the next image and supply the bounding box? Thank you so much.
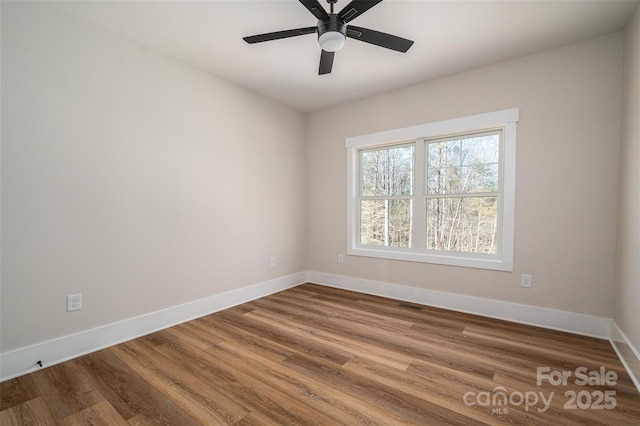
[398,303,423,310]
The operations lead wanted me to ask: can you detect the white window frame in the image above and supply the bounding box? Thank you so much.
[346,108,518,271]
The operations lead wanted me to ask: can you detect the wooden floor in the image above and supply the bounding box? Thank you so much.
[2,284,639,425]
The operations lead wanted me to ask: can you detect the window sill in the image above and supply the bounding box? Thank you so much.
[347,247,513,272]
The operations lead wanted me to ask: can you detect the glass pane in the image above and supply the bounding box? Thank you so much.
[427,132,500,195]
[444,166,462,194]
[388,146,413,196]
[426,197,498,254]
[360,199,412,247]
[361,200,385,245]
[461,133,500,165]
[427,167,443,194]
[388,199,412,247]
[361,150,387,197]
[427,165,461,195]
[361,146,413,196]
[461,164,499,193]
[428,139,460,169]
[427,140,460,194]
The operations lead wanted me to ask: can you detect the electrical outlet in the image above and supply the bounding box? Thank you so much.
[67,294,82,311]
[269,257,276,268]
[338,254,344,264]
[521,274,532,288]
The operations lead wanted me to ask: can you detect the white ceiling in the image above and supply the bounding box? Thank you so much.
[51,0,638,112]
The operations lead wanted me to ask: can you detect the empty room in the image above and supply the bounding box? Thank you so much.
[1,0,639,424]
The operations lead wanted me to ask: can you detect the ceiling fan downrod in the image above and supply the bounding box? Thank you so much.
[327,0,337,14]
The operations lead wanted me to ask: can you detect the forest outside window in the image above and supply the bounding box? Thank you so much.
[347,109,518,271]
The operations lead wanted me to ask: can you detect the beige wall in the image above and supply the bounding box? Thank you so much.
[1,3,307,352]
[615,5,640,355]
[307,33,623,318]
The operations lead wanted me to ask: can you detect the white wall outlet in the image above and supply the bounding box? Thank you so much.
[338,254,344,264]
[67,294,82,311]
[521,274,532,288]
[269,257,276,268]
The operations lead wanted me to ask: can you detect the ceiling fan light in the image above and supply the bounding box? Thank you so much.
[318,31,346,52]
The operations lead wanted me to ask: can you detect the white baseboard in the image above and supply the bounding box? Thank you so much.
[0,272,307,382]
[307,271,612,339]
[610,322,640,393]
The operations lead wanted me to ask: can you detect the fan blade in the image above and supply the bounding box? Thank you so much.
[338,0,383,23]
[243,27,317,44]
[299,0,330,21]
[319,50,335,75]
[347,25,413,52]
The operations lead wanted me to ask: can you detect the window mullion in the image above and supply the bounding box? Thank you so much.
[360,195,413,201]
[412,141,425,250]
[425,192,500,199]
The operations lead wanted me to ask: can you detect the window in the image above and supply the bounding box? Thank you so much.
[347,109,518,271]
[425,131,501,255]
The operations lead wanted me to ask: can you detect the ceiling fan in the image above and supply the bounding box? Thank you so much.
[243,0,414,75]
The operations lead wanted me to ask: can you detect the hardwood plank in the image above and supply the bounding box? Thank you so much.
[282,352,483,425]
[0,375,40,412]
[29,361,104,421]
[77,350,201,425]
[162,321,222,350]
[248,296,336,323]
[233,412,282,426]
[154,339,340,425]
[405,325,542,377]
[464,324,617,357]
[61,400,128,426]
[245,308,415,370]
[295,283,363,302]
[352,297,494,332]
[136,330,174,348]
[463,327,623,370]
[212,339,412,425]
[111,340,248,425]
[269,291,416,331]
[0,397,56,426]
[192,314,295,362]
[215,309,354,366]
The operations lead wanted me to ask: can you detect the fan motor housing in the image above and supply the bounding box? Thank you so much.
[317,14,347,39]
